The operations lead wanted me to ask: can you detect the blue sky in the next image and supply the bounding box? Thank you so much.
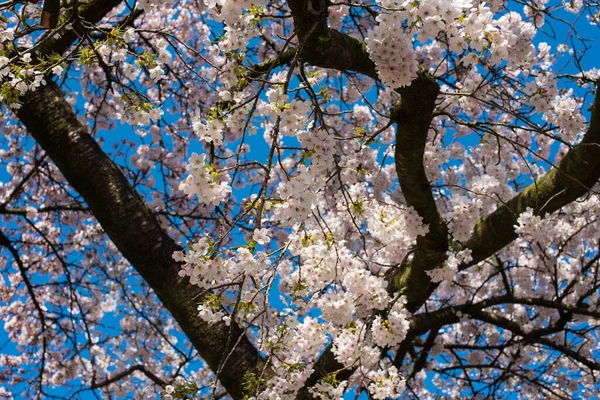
[2,1,600,399]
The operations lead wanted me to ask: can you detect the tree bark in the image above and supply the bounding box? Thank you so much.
[16,81,266,400]
[285,1,600,395]
[10,0,271,397]
[462,86,600,268]
[389,74,447,313]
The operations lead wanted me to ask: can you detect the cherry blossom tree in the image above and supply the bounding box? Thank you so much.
[1,0,600,399]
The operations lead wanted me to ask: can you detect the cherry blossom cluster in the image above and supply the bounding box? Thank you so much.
[544,91,587,144]
[204,0,268,26]
[220,25,261,53]
[371,298,410,347]
[2,0,600,399]
[366,0,474,88]
[178,152,232,206]
[367,0,544,89]
[365,12,418,88]
[259,74,312,137]
[192,118,225,146]
[136,0,174,12]
[367,366,406,399]
[0,51,55,109]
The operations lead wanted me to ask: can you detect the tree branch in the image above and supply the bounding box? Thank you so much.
[15,83,266,400]
[91,365,167,389]
[287,0,378,79]
[462,84,600,269]
[469,309,600,372]
[388,74,446,313]
[4,0,276,397]
[408,324,441,380]
[285,2,447,393]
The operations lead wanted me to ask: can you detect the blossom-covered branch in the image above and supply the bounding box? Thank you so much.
[389,74,447,313]
[7,0,270,397]
[463,84,600,268]
[3,0,600,399]
[16,79,267,399]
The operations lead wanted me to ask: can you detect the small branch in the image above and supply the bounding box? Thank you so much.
[469,309,600,371]
[91,365,166,389]
[408,324,441,380]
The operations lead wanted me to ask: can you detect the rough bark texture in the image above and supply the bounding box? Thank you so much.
[11,1,270,398]
[390,75,446,313]
[16,80,265,400]
[462,85,600,268]
[11,0,600,397]
[287,0,378,79]
[284,1,600,394]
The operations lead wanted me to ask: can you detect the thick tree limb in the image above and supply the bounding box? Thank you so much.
[15,81,267,399]
[287,0,378,79]
[461,85,600,269]
[287,4,447,391]
[15,80,266,399]
[286,2,448,312]
[16,5,276,385]
[287,1,444,393]
[386,85,600,316]
[388,75,447,313]
[285,0,600,394]
[6,1,272,397]
[288,1,600,395]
